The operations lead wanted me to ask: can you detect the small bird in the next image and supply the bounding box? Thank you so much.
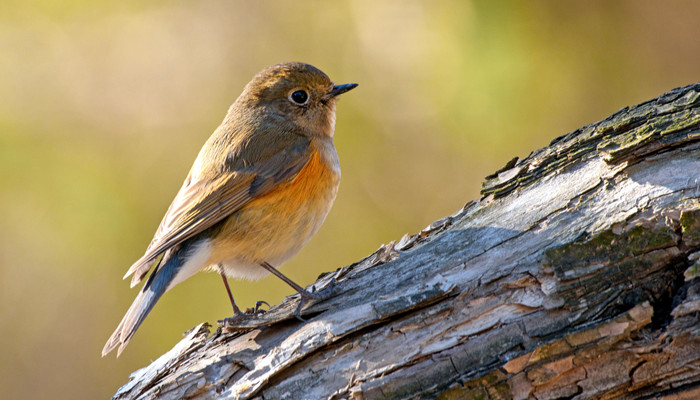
[102,62,357,357]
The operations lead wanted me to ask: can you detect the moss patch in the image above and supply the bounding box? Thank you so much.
[544,225,677,274]
[681,208,700,247]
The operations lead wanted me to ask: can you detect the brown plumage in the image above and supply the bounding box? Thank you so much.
[103,62,357,357]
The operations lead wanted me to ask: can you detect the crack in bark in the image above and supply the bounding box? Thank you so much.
[112,83,700,400]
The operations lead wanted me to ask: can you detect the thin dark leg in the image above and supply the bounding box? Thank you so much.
[259,261,306,293]
[259,261,336,320]
[219,268,240,316]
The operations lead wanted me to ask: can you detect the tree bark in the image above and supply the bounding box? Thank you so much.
[113,83,700,400]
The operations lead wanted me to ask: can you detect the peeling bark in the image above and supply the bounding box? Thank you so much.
[113,83,700,400]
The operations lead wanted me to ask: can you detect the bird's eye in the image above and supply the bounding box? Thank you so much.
[289,90,309,105]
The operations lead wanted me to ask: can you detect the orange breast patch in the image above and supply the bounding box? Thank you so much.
[264,148,336,208]
[207,146,340,266]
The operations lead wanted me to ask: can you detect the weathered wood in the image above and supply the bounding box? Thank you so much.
[113,83,700,400]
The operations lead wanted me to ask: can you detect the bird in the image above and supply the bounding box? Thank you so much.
[102,62,357,357]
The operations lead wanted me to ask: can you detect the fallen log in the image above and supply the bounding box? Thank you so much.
[113,82,700,400]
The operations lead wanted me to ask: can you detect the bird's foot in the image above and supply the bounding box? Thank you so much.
[244,300,270,315]
[294,278,336,322]
[220,300,270,327]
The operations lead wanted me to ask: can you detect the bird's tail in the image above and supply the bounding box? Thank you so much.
[102,248,186,357]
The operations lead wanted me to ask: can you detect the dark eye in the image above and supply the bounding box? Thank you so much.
[289,90,309,105]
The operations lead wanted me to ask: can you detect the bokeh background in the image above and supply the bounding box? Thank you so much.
[2,1,700,398]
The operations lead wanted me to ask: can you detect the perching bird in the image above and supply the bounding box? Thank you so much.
[102,62,357,356]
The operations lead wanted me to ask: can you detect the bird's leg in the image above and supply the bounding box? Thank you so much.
[218,266,241,316]
[258,261,336,321]
[219,266,268,328]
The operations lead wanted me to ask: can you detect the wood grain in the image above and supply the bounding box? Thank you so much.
[113,82,700,400]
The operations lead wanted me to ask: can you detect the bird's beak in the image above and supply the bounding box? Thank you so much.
[328,83,358,98]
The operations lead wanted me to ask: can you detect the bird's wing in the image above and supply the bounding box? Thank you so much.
[123,136,313,287]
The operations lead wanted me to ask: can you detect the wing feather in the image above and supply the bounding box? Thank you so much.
[124,136,312,286]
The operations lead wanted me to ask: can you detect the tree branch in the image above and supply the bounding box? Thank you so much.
[113,82,700,400]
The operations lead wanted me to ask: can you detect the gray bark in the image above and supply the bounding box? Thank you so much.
[113,82,700,400]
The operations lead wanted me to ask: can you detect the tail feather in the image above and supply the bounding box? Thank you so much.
[102,285,163,357]
[123,256,157,288]
[102,250,183,357]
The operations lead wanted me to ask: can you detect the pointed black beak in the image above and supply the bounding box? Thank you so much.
[328,83,358,98]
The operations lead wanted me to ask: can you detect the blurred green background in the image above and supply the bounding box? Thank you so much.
[2,1,700,398]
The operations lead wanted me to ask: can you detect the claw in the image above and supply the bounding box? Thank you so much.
[220,299,270,327]
[293,278,336,321]
[253,300,270,315]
